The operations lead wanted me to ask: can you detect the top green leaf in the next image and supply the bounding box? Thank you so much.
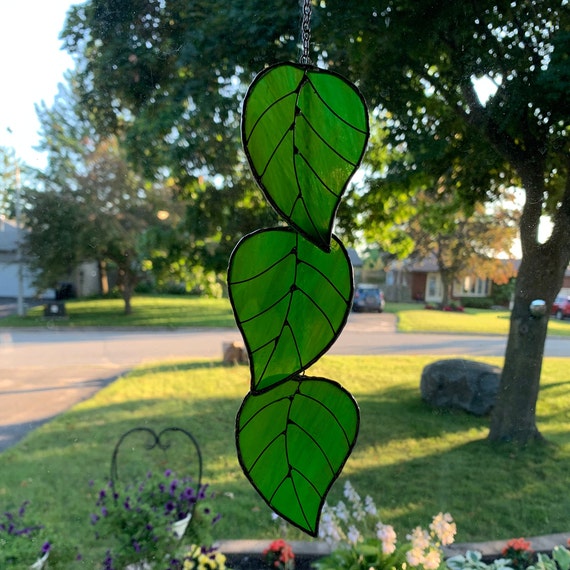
[242,62,369,251]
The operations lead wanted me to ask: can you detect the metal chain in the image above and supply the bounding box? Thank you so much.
[300,0,312,65]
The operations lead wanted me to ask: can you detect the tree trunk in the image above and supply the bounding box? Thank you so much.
[98,259,109,295]
[123,282,133,315]
[488,251,567,444]
[488,294,547,443]
[487,147,570,444]
[440,273,451,307]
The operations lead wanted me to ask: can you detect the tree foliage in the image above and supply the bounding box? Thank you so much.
[61,0,570,441]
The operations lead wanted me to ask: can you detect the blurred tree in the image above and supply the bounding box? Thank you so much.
[0,146,18,220]
[61,0,570,443]
[409,195,518,307]
[23,138,174,314]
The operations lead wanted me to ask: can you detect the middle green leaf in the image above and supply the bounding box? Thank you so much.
[228,227,353,392]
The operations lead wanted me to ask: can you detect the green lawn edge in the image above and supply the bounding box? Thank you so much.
[2,296,570,336]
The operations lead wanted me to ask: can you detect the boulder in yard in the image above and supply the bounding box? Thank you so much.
[420,358,501,416]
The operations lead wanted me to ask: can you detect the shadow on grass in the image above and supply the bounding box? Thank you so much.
[2,366,570,548]
[126,360,244,378]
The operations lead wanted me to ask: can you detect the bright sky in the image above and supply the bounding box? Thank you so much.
[0,0,77,169]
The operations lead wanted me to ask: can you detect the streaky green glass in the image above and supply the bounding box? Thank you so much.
[242,62,369,252]
[236,375,360,536]
[227,227,353,393]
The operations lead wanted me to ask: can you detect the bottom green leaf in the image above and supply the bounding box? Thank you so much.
[235,375,360,536]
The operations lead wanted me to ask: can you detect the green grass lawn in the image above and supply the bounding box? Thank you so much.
[2,295,570,336]
[389,304,570,337]
[0,295,236,328]
[1,355,570,567]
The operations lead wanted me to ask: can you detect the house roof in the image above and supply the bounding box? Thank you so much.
[0,218,20,253]
[347,248,363,267]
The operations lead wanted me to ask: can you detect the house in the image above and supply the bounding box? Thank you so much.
[384,256,519,304]
[0,217,102,299]
[0,217,37,298]
[347,248,363,283]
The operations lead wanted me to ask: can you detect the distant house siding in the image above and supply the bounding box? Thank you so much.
[0,260,37,297]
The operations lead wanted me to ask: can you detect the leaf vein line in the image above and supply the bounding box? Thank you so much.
[289,420,335,474]
[298,259,351,303]
[297,151,338,198]
[239,396,291,432]
[230,249,293,285]
[247,432,285,473]
[296,287,335,334]
[239,290,291,325]
[306,77,368,135]
[258,126,292,178]
[299,114,358,167]
[245,91,296,144]
[298,393,353,446]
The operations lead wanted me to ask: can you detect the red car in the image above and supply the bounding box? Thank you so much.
[552,295,570,320]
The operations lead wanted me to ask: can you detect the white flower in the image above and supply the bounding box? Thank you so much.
[343,481,362,506]
[364,495,378,516]
[430,513,456,546]
[406,547,425,567]
[319,509,345,546]
[376,523,397,554]
[335,501,349,522]
[407,527,430,551]
[423,549,441,570]
[347,525,362,546]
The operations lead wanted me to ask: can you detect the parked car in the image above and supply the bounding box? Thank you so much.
[352,283,386,313]
[552,295,570,320]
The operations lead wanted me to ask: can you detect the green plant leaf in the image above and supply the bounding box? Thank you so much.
[242,62,369,251]
[227,227,353,392]
[236,375,360,536]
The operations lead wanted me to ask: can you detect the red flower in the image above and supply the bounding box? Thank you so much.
[502,538,533,555]
[263,540,295,570]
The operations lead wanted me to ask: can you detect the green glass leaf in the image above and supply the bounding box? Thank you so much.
[242,62,369,252]
[227,227,353,392]
[236,375,360,536]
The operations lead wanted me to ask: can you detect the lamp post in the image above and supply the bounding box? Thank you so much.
[14,163,25,316]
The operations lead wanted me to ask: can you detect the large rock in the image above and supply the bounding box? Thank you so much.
[420,359,501,416]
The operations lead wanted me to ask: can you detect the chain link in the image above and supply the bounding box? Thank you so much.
[300,0,312,65]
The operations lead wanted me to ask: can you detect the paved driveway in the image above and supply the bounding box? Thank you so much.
[1,311,568,451]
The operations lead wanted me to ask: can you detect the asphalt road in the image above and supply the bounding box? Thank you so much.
[0,312,568,451]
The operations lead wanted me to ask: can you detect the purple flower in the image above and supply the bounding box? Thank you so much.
[103,550,115,570]
[133,540,141,552]
[90,513,100,525]
[18,501,29,516]
[101,506,108,517]
[164,469,172,477]
[41,541,51,554]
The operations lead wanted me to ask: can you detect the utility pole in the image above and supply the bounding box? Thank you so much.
[15,163,25,317]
